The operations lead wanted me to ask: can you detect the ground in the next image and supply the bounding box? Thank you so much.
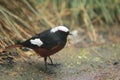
[0,27,120,80]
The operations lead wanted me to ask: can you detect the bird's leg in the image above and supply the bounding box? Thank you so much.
[48,56,60,67]
[44,57,47,70]
[48,56,53,65]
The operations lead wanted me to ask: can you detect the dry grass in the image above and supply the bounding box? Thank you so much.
[0,0,120,56]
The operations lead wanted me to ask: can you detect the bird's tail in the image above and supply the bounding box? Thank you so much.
[5,44,22,49]
[0,44,23,54]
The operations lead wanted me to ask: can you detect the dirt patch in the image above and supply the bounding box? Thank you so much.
[0,43,120,80]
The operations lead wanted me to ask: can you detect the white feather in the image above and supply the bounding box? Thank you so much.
[30,38,43,47]
[50,26,69,33]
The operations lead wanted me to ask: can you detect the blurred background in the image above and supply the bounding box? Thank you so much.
[0,0,120,80]
[0,0,120,48]
[0,0,120,58]
[0,0,120,59]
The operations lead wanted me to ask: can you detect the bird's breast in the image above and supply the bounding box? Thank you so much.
[33,45,64,57]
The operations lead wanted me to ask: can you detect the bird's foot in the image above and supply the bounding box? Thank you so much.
[48,63,60,67]
[48,63,54,65]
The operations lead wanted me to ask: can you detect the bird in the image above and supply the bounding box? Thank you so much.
[1,26,71,70]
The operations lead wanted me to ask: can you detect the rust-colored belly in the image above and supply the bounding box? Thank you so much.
[33,45,64,57]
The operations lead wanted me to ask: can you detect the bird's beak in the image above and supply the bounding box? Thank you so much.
[69,32,72,35]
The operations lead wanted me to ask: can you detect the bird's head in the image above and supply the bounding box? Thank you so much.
[50,26,71,37]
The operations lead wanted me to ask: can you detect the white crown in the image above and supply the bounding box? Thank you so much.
[50,26,69,33]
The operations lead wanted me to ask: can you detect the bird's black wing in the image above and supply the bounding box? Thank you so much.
[21,29,60,49]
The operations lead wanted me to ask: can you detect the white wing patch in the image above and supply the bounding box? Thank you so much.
[30,38,43,47]
[50,26,69,33]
